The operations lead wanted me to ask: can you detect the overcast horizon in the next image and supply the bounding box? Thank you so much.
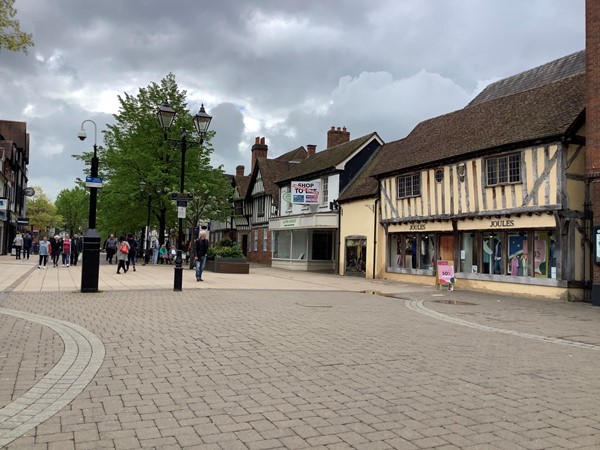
[1,0,585,201]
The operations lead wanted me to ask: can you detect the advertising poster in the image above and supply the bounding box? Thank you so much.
[290,181,320,204]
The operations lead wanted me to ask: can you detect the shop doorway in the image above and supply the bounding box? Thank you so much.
[345,237,366,277]
[439,234,455,262]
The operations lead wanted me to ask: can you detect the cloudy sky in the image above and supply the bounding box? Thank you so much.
[1,0,585,201]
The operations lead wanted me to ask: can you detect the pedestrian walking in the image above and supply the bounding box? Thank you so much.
[126,233,138,272]
[194,231,209,282]
[62,234,71,266]
[116,236,130,274]
[71,234,82,266]
[151,236,159,264]
[104,234,118,264]
[12,233,23,259]
[38,236,51,268]
[22,233,32,259]
[50,235,62,267]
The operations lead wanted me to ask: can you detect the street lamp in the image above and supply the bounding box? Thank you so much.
[77,119,101,293]
[140,180,151,264]
[157,100,212,291]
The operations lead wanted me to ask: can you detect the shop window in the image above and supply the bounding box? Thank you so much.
[483,234,503,274]
[345,238,366,274]
[460,233,479,273]
[508,232,529,276]
[397,173,421,198]
[486,153,521,186]
[272,230,291,259]
[388,233,434,271]
[292,230,307,259]
[534,231,556,278]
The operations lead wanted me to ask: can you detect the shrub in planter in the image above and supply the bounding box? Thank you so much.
[208,238,244,259]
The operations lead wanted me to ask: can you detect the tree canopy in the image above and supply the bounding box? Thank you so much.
[26,186,62,234]
[74,73,232,244]
[0,0,34,54]
[55,186,89,236]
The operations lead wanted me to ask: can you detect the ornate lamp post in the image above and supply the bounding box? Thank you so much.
[77,120,101,292]
[157,100,212,291]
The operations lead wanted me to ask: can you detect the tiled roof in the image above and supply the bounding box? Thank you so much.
[255,158,293,198]
[469,50,584,106]
[234,175,250,198]
[372,73,585,178]
[337,141,401,202]
[275,146,307,163]
[276,133,378,183]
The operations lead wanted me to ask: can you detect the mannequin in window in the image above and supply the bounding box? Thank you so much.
[493,238,502,274]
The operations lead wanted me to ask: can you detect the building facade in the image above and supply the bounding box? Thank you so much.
[271,128,383,271]
[0,120,30,255]
[371,59,587,300]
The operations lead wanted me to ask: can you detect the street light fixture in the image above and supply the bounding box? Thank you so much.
[157,100,212,291]
[77,119,101,293]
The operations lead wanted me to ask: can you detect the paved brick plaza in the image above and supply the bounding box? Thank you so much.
[1,257,600,449]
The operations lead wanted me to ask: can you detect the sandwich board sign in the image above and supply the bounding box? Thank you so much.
[436,260,455,291]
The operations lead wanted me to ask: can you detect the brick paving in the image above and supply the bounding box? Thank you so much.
[0,256,600,448]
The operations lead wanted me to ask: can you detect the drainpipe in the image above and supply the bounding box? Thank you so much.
[372,197,378,279]
[336,201,341,275]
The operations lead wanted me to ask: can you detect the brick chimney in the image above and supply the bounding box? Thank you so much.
[586,0,600,303]
[307,144,317,157]
[327,126,350,148]
[251,136,268,172]
[235,165,245,177]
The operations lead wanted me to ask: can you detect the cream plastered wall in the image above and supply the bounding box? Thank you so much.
[339,198,377,278]
[380,144,564,222]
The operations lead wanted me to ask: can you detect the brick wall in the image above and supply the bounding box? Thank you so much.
[587,0,600,287]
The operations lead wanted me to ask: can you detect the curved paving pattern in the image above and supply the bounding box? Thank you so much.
[0,309,105,448]
[406,299,600,351]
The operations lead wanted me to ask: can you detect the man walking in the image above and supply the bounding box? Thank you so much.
[194,231,209,282]
[23,233,32,259]
[104,234,118,264]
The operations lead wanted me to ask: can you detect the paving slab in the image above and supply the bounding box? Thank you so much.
[0,255,600,449]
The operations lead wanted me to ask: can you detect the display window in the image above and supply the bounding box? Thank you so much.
[458,229,557,279]
[388,233,435,272]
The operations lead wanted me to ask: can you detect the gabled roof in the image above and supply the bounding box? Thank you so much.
[233,174,251,198]
[372,72,585,178]
[469,50,584,106]
[338,140,402,203]
[276,133,379,183]
[251,158,293,199]
[275,146,308,163]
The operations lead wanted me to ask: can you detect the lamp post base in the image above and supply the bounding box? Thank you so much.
[81,228,101,293]
[173,249,183,291]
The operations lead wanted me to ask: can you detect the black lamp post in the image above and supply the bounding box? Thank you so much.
[139,180,151,264]
[77,120,101,293]
[157,100,212,291]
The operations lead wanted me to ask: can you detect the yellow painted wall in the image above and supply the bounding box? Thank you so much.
[339,199,377,278]
[380,144,564,221]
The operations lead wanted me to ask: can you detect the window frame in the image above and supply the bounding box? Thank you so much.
[486,153,521,187]
[396,173,421,199]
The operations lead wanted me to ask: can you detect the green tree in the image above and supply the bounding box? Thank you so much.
[55,186,89,236]
[75,73,232,245]
[26,186,62,235]
[0,0,34,54]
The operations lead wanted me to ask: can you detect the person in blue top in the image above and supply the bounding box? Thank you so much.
[38,236,51,268]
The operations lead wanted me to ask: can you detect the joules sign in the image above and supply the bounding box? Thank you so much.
[490,219,515,228]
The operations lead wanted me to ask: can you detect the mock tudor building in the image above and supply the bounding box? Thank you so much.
[271,127,384,271]
[0,120,30,255]
[370,52,587,301]
[243,139,307,264]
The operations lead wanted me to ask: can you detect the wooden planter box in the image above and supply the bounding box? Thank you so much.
[205,257,249,274]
